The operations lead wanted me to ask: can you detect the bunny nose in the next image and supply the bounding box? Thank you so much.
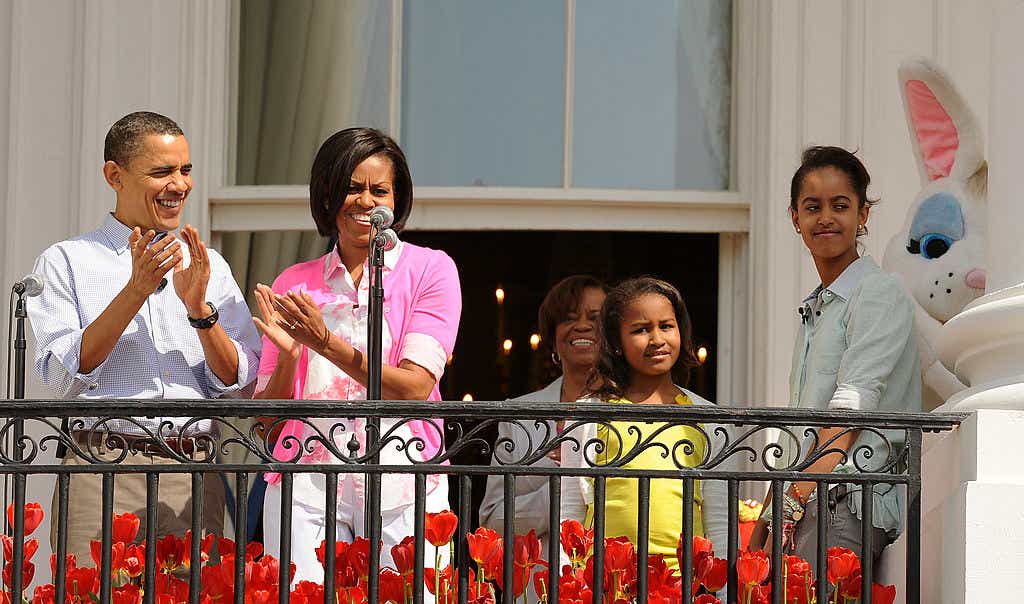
[964,268,986,290]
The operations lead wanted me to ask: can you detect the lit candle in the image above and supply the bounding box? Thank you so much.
[502,339,513,355]
[462,393,474,401]
[697,346,708,365]
[530,333,541,350]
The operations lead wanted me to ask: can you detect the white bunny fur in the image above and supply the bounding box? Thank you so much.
[882,57,988,410]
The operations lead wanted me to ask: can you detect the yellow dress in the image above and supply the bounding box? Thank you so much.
[585,393,705,569]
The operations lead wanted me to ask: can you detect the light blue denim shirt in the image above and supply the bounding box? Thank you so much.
[787,256,921,533]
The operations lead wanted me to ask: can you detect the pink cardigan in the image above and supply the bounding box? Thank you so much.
[260,242,462,482]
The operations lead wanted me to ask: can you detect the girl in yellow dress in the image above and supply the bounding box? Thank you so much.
[563,277,728,569]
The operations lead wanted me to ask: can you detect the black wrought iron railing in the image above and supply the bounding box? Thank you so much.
[0,400,964,604]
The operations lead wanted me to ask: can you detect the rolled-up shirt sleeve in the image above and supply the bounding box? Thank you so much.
[830,277,915,411]
[204,250,261,396]
[28,248,105,397]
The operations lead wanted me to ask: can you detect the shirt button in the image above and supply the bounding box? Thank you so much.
[88,383,98,390]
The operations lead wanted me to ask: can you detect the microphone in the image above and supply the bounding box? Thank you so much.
[797,305,809,324]
[156,278,168,293]
[12,274,43,297]
[374,228,399,252]
[368,206,394,229]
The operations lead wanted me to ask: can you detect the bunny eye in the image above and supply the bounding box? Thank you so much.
[913,233,954,260]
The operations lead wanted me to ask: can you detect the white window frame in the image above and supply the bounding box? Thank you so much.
[202,0,760,403]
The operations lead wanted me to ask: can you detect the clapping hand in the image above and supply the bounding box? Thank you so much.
[252,285,330,357]
[172,225,212,317]
[127,228,181,297]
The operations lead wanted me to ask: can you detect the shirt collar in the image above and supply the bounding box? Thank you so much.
[325,238,404,281]
[800,256,878,308]
[98,213,172,255]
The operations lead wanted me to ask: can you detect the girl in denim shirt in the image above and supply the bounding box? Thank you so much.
[755,147,922,575]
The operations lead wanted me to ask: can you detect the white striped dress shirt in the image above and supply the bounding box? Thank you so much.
[27,214,262,435]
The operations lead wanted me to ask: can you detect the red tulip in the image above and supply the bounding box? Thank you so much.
[183,530,215,568]
[467,527,500,564]
[872,583,897,604]
[123,544,146,581]
[30,584,55,604]
[826,546,861,585]
[2,559,34,589]
[348,537,372,581]
[66,566,99,601]
[560,520,593,565]
[603,536,636,575]
[50,553,77,576]
[2,535,38,563]
[425,511,459,547]
[316,539,349,568]
[156,534,186,573]
[838,567,862,600]
[736,550,770,586]
[513,530,543,570]
[111,584,142,604]
[391,536,416,577]
[694,595,722,604]
[783,554,810,579]
[289,580,324,604]
[784,571,815,604]
[532,567,549,601]
[700,557,729,593]
[7,502,44,536]
[740,582,771,604]
[424,565,454,596]
[112,512,141,544]
[201,562,236,603]
[379,568,406,604]
[245,590,274,604]
[218,538,263,563]
[678,534,715,572]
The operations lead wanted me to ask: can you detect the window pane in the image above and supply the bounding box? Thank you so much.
[572,0,731,190]
[401,0,565,187]
[235,0,392,185]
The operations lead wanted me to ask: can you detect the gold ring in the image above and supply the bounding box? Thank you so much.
[288,322,298,329]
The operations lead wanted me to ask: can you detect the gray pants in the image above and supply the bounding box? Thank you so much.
[792,485,891,575]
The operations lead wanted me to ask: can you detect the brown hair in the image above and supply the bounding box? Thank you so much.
[587,277,699,400]
[537,275,608,352]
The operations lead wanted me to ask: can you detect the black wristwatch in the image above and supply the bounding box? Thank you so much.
[187,302,220,329]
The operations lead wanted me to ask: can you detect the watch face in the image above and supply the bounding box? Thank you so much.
[792,509,803,522]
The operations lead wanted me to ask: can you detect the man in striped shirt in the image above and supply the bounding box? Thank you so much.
[28,111,261,563]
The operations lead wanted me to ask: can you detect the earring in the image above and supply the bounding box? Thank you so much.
[613,348,622,356]
[551,352,560,365]
[857,224,866,236]
[795,227,802,233]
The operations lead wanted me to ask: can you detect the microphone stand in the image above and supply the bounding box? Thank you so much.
[363,225,386,602]
[5,290,28,536]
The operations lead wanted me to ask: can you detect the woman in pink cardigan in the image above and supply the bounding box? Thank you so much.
[252,128,462,583]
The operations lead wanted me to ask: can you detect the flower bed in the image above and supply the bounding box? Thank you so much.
[3,504,895,604]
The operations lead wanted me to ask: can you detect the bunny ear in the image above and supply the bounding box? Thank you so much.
[899,57,984,184]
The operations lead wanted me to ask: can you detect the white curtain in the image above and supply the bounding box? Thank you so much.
[223,0,388,310]
[678,0,732,188]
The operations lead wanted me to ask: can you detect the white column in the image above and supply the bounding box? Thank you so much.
[935,0,1024,411]
[986,0,1024,293]
[919,4,1024,602]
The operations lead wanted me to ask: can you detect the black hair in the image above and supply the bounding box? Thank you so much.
[103,111,184,167]
[790,146,879,213]
[537,275,608,352]
[587,277,699,400]
[309,127,414,237]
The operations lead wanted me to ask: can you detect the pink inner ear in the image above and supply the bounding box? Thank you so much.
[905,80,958,180]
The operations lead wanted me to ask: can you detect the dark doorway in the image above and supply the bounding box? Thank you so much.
[402,230,720,527]
[402,230,720,403]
